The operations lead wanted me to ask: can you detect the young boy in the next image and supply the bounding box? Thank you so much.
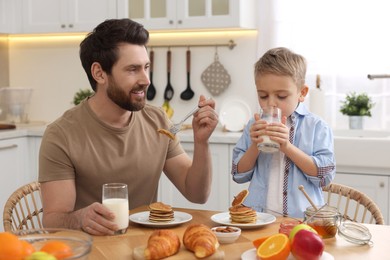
[231,47,336,218]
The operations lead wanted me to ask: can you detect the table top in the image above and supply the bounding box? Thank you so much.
[90,206,388,260]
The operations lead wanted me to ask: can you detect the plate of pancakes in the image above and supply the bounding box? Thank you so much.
[211,190,276,229]
[129,202,192,228]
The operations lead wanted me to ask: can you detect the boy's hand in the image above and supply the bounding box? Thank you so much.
[250,113,269,146]
[265,115,289,149]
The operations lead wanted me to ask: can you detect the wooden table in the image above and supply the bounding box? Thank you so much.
[90,206,388,259]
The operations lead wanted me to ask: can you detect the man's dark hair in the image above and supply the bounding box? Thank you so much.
[80,19,149,91]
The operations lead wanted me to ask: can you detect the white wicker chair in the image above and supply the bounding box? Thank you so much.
[3,181,43,231]
[322,183,384,225]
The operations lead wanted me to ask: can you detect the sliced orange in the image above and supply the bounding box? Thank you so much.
[252,235,271,249]
[232,189,249,206]
[256,233,290,260]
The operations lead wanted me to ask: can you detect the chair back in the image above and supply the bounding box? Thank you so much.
[3,181,43,231]
[322,183,384,225]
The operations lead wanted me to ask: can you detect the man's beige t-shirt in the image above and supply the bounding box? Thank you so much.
[39,99,184,210]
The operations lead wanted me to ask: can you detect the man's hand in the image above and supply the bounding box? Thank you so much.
[79,202,118,236]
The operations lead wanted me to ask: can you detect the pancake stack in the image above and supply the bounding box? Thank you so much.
[229,190,257,224]
[148,202,175,223]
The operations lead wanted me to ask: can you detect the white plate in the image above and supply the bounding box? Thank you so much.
[241,248,334,260]
[210,212,276,229]
[219,99,251,132]
[129,211,192,228]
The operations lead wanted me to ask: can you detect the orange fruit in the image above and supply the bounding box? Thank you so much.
[20,240,36,258]
[256,233,290,260]
[0,232,24,260]
[252,235,271,249]
[40,240,73,259]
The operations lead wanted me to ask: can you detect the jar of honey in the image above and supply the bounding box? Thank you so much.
[304,205,341,239]
[278,220,302,237]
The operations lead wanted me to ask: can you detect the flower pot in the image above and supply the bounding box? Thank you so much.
[349,116,363,129]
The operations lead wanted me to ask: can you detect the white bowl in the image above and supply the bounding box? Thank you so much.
[211,226,241,244]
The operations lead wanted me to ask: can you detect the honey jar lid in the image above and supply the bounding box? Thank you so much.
[338,221,372,245]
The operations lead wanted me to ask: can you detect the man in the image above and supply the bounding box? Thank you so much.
[39,19,218,235]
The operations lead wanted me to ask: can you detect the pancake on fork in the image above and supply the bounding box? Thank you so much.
[229,190,257,224]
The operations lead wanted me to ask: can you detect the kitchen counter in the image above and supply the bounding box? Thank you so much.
[0,123,47,140]
[0,123,243,144]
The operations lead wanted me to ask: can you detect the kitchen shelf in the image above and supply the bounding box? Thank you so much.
[147,39,236,50]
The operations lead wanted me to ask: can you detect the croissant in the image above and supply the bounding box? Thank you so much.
[144,229,181,260]
[183,224,219,258]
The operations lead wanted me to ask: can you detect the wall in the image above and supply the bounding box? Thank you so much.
[8,31,259,125]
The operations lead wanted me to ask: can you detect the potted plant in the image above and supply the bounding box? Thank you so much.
[73,89,94,106]
[340,92,374,129]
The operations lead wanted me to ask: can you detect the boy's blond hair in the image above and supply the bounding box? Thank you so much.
[254,47,307,88]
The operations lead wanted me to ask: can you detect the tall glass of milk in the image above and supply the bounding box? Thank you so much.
[257,106,282,153]
[102,183,129,234]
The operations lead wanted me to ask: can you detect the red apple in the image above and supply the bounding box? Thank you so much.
[291,229,324,260]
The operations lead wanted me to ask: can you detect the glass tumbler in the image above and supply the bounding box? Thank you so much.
[102,183,129,234]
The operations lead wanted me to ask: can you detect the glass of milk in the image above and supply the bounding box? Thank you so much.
[102,183,129,234]
[257,106,282,153]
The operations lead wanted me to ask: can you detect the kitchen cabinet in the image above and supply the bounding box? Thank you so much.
[333,172,389,225]
[0,137,29,231]
[0,0,21,33]
[117,0,256,30]
[228,144,250,198]
[158,142,231,211]
[21,0,117,33]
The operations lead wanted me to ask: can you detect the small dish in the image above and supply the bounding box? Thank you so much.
[211,226,241,244]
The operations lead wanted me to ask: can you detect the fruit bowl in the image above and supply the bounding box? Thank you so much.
[14,228,92,259]
[211,226,241,244]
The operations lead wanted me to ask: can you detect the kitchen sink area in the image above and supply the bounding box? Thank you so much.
[333,129,390,173]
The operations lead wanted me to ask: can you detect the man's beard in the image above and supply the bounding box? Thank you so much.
[107,78,145,111]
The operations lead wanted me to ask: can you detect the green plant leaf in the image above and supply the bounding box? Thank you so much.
[73,89,94,105]
[340,92,374,116]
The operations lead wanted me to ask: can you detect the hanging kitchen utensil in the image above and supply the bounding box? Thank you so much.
[163,49,174,101]
[201,48,231,96]
[180,49,195,100]
[146,50,156,100]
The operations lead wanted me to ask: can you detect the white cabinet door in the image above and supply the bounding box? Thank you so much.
[333,172,389,225]
[118,0,256,30]
[158,142,230,211]
[0,0,21,33]
[27,136,42,182]
[0,137,29,231]
[228,144,250,201]
[22,0,117,33]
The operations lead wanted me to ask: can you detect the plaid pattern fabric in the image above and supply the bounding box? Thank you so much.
[282,117,295,216]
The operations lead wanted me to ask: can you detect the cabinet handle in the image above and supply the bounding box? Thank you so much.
[68,24,74,28]
[61,24,66,28]
[0,144,18,151]
[178,20,182,25]
[380,181,385,188]
[169,20,174,25]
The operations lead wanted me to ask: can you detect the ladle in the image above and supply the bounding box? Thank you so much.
[180,49,195,100]
[163,49,174,101]
[146,50,156,100]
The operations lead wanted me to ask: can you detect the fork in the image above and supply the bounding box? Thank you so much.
[168,105,200,135]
